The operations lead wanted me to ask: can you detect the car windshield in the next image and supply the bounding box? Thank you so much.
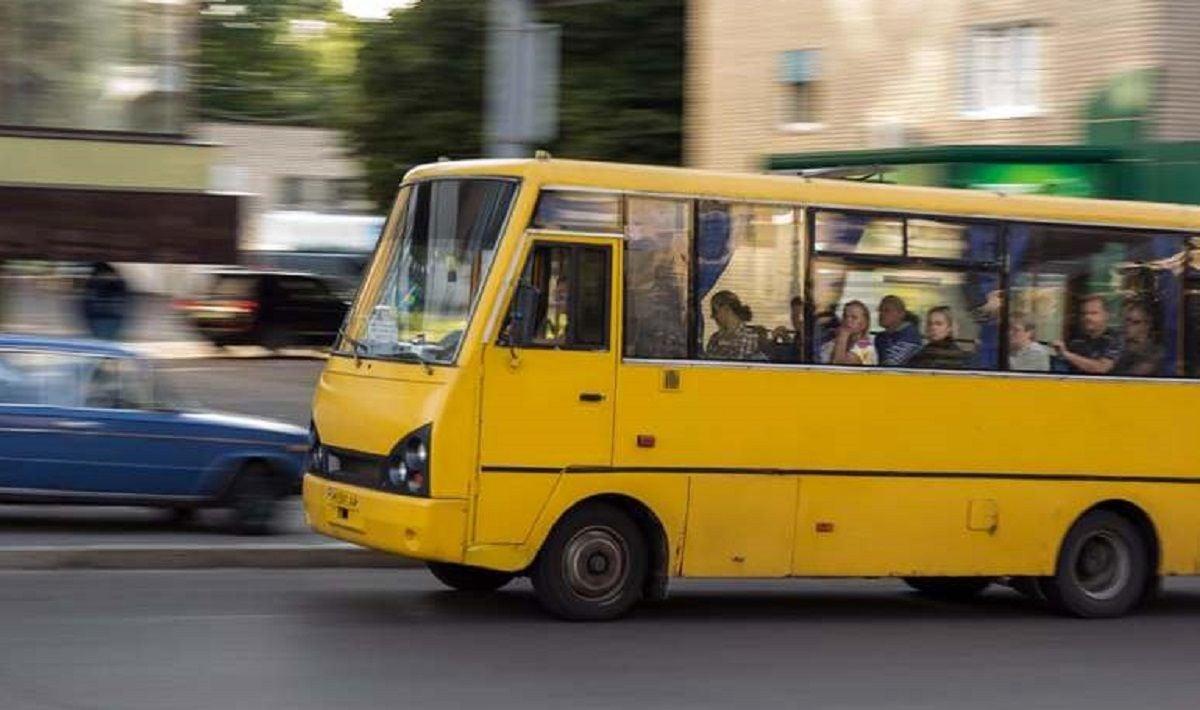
[335,178,518,365]
[0,350,198,412]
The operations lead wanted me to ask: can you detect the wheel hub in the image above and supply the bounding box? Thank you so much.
[1072,531,1132,601]
[563,526,629,602]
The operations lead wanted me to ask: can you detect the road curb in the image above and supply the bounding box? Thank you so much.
[0,544,423,570]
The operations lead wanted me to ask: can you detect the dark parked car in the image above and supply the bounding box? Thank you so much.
[176,270,351,350]
[0,335,309,533]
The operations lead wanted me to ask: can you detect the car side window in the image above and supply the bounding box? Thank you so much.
[82,357,152,410]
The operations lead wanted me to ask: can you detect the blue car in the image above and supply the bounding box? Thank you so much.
[0,335,309,533]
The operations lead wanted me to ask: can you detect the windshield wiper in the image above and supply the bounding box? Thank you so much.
[397,340,435,375]
[336,324,368,366]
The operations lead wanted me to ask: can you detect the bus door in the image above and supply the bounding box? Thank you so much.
[476,239,617,542]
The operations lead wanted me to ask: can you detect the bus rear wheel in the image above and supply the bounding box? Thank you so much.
[1041,510,1150,618]
[531,502,647,621]
[903,576,992,601]
[427,562,515,592]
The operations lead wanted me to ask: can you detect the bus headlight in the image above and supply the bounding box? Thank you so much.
[385,424,431,496]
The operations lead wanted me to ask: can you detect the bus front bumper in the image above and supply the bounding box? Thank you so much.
[303,474,467,563]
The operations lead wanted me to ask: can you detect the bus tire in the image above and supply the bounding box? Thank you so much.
[1041,510,1150,618]
[903,576,992,601]
[427,562,514,592]
[530,502,647,621]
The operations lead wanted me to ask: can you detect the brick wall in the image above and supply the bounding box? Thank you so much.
[687,0,1163,171]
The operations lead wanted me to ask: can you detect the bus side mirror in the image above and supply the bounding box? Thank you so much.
[507,282,542,348]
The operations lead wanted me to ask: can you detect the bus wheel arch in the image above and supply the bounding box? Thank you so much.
[1075,499,1161,578]
[533,494,671,604]
[1040,499,1160,617]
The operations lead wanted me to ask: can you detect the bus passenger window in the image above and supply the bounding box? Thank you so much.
[811,261,999,370]
[502,243,610,351]
[624,197,690,359]
[695,202,799,363]
[1008,225,1186,377]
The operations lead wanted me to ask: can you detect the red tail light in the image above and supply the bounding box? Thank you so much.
[172,298,197,311]
[229,300,259,314]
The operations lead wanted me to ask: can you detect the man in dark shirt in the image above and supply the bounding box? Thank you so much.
[1053,295,1121,374]
[874,295,922,366]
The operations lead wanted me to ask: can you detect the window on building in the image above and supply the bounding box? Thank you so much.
[1007,225,1187,377]
[779,49,821,125]
[695,202,801,362]
[624,197,691,359]
[964,24,1040,117]
[0,0,189,134]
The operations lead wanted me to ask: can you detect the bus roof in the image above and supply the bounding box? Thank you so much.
[404,158,1200,233]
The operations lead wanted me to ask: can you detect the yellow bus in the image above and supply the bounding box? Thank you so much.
[304,157,1200,620]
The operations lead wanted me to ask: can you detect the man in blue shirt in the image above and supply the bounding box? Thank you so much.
[875,295,922,366]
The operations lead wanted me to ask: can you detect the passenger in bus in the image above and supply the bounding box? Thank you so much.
[875,295,922,366]
[539,276,570,343]
[1052,295,1121,374]
[820,300,877,366]
[769,295,806,362]
[1007,313,1051,372]
[908,306,969,369]
[705,290,766,361]
[1113,301,1164,376]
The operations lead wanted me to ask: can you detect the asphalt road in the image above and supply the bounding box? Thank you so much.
[2,570,1200,710]
[0,358,326,546]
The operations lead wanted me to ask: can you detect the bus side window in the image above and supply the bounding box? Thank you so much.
[501,243,611,351]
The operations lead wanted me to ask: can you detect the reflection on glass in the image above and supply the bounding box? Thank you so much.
[814,211,902,256]
[1008,225,1186,377]
[695,202,799,361]
[340,179,517,365]
[624,197,690,359]
[908,220,998,261]
[533,191,622,233]
[811,260,1000,369]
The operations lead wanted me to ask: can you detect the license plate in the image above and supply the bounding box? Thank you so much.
[324,486,359,510]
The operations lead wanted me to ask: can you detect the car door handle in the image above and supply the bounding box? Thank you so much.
[579,392,606,403]
[56,420,99,430]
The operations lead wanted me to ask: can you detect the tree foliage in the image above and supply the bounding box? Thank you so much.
[197,0,358,126]
[345,0,684,210]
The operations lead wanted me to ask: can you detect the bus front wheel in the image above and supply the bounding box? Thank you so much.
[1040,510,1150,618]
[531,502,648,621]
[903,576,992,601]
[427,562,515,592]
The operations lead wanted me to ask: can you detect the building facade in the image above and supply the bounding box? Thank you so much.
[0,0,237,264]
[687,0,1200,203]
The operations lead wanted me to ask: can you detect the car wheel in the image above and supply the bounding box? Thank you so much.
[530,502,647,621]
[260,326,289,354]
[1041,510,1150,618]
[903,576,992,601]
[227,463,280,535]
[166,506,197,526]
[427,562,515,592]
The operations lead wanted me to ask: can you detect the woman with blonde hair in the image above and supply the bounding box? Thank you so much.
[820,300,877,366]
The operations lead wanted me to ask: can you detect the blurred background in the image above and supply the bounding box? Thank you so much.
[3,0,1199,345]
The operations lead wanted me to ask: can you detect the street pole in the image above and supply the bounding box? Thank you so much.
[486,0,534,158]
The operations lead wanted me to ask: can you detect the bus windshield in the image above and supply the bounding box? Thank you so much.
[336,178,517,364]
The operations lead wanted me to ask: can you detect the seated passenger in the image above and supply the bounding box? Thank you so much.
[705,290,766,361]
[1053,295,1120,374]
[909,306,970,369]
[1113,301,1164,376]
[875,295,922,366]
[1008,313,1051,372]
[770,295,805,362]
[820,300,877,366]
[539,277,570,343]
